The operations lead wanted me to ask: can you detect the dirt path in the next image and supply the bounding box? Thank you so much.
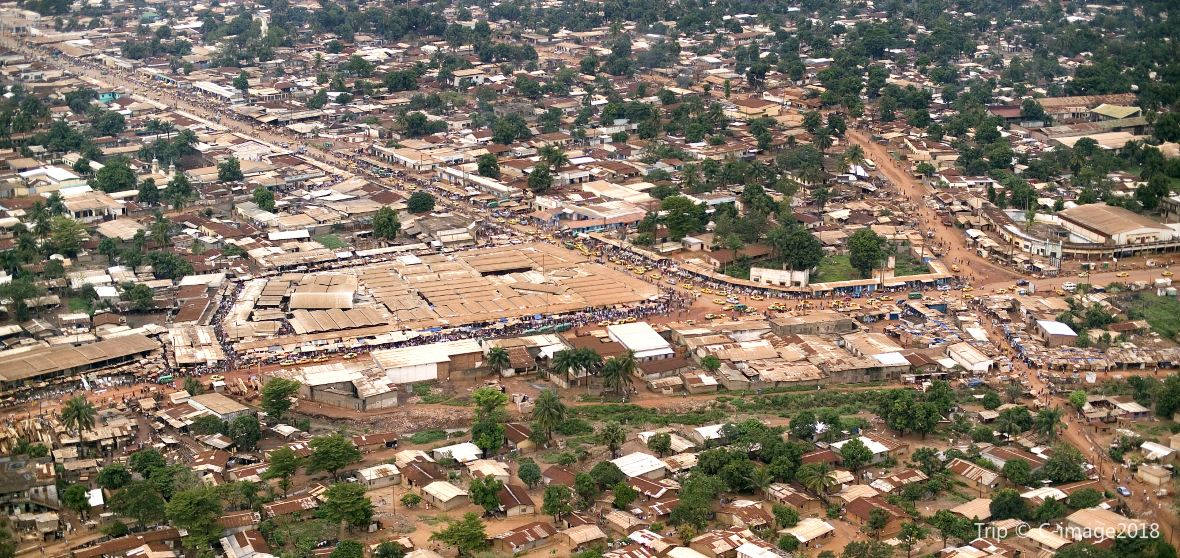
[847,129,1020,285]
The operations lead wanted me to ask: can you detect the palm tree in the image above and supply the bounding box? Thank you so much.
[599,421,627,458]
[532,389,566,444]
[486,346,510,376]
[842,144,866,169]
[539,145,569,169]
[576,348,603,391]
[1034,408,1064,441]
[60,396,97,435]
[604,351,636,398]
[796,463,835,503]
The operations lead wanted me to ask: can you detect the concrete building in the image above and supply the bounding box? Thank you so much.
[1057,204,1175,246]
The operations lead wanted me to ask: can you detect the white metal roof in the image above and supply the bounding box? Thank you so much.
[607,322,672,358]
[1036,320,1077,337]
[611,452,666,477]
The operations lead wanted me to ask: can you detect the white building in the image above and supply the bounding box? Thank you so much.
[607,322,674,361]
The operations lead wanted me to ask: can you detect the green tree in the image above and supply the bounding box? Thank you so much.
[599,421,627,458]
[400,492,422,509]
[930,509,973,547]
[260,377,301,422]
[898,522,928,558]
[165,486,223,548]
[62,483,90,516]
[1069,390,1088,412]
[252,187,275,211]
[369,542,406,558]
[372,206,401,240]
[796,463,835,502]
[129,448,167,477]
[486,346,510,375]
[848,227,887,278]
[430,512,488,557]
[97,464,132,490]
[865,508,889,539]
[109,481,165,527]
[648,432,673,457]
[773,504,799,528]
[407,191,435,213]
[306,434,362,480]
[574,473,599,509]
[264,446,301,496]
[228,415,261,450]
[840,438,874,478]
[218,156,244,182]
[468,476,504,516]
[989,488,1027,520]
[590,461,625,489]
[1155,374,1180,418]
[92,158,137,192]
[1055,544,1116,558]
[613,481,638,510]
[1067,488,1103,509]
[233,71,249,93]
[319,483,374,529]
[137,178,160,205]
[329,540,363,558]
[49,216,87,257]
[1002,458,1031,487]
[471,386,509,454]
[1042,444,1087,484]
[531,389,566,444]
[1034,408,1065,441]
[527,163,552,193]
[982,391,1002,410]
[518,458,542,488]
[542,484,573,522]
[59,395,96,434]
[476,153,500,178]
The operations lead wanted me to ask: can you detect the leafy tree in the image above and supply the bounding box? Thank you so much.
[898,522,928,558]
[796,463,835,502]
[1033,497,1066,523]
[471,386,509,454]
[528,163,552,193]
[165,486,223,547]
[129,448,167,477]
[1002,458,1031,487]
[599,421,626,458]
[233,71,249,93]
[848,227,887,278]
[982,391,1002,410]
[92,158,137,192]
[1042,444,1087,484]
[407,191,435,213]
[840,438,873,478]
[329,541,363,558]
[648,432,673,457]
[372,206,400,240]
[590,461,626,490]
[400,492,422,509]
[989,488,1027,520]
[229,415,261,450]
[48,216,86,257]
[574,473,599,509]
[865,508,889,539]
[468,476,504,516]
[1034,408,1064,441]
[669,473,725,529]
[911,447,944,476]
[264,446,301,496]
[137,178,161,206]
[62,483,90,515]
[260,377,301,422]
[1155,374,1180,418]
[319,483,374,528]
[930,509,973,547]
[97,464,132,490]
[110,480,166,527]
[92,110,126,136]
[790,410,817,440]
[542,484,573,522]
[518,458,542,488]
[374,542,407,558]
[1067,488,1103,509]
[773,503,799,528]
[1055,544,1116,558]
[430,512,488,557]
[218,156,244,182]
[252,187,275,211]
[612,481,638,509]
[476,153,500,178]
[191,415,227,435]
[306,434,362,480]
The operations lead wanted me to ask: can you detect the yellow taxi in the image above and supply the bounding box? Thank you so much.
[962,286,973,292]
[879,295,892,301]
[1116,271,1129,277]
[704,313,719,319]
[1077,271,1089,278]
[750,295,765,301]
[1163,270,1174,277]
[951,265,961,273]
[713,298,726,304]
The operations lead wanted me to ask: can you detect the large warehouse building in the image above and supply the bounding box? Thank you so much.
[1057,204,1175,245]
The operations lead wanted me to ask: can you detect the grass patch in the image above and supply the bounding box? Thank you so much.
[894,248,931,276]
[1120,293,1180,339]
[571,404,728,426]
[66,297,91,312]
[406,429,447,445]
[419,514,452,526]
[314,234,346,249]
[813,254,858,282]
